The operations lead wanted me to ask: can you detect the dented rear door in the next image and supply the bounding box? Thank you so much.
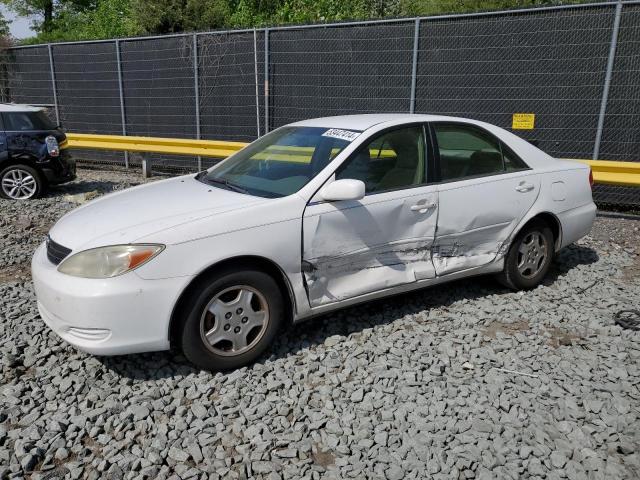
[302,186,439,307]
[433,171,540,275]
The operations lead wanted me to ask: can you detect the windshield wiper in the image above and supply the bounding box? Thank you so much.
[204,177,250,195]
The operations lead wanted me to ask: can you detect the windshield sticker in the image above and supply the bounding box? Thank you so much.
[322,129,361,142]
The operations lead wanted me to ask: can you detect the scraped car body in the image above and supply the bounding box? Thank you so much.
[32,114,596,355]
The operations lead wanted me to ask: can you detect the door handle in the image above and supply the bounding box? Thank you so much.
[515,183,535,193]
[410,202,436,213]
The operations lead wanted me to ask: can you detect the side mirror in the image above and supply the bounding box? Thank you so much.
[320,179,365,202]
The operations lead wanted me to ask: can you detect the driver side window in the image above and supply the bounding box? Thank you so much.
[335,126,426,194]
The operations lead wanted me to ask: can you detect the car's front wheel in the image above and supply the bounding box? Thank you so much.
[498,219,554,290]
[0,164,45,200]
[178,269,284,371]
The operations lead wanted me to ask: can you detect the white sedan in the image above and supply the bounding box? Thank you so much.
[32,114,596,370]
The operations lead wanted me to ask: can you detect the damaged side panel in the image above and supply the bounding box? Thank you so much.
[302,190,438,307]
[433,173,541,275]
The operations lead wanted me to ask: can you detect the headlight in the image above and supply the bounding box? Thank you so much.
[58,244,164,278]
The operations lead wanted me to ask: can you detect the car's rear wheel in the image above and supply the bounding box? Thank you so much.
[498,219,554,290]
[179,269,284,371]
[0,164,44,200]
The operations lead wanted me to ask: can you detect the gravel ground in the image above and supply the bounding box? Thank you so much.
[1,167,639,480]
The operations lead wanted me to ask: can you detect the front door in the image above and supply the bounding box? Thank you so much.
[302,125,439,307]
[430,122,540,275]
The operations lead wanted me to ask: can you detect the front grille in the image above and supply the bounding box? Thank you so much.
[46,236,71,265]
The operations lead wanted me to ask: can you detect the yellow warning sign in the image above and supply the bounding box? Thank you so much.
[512,113,535,130]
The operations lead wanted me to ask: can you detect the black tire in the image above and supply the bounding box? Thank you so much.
[178,268,284,371]
[0,164,45,200]
[497,219,554,291]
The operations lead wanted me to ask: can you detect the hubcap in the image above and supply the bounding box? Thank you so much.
[516,231,548,279]
[200,285,269,357]
[2,169,37,200]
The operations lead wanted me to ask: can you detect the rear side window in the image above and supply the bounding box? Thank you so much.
[433,123,528,181]
[2,111,56,131]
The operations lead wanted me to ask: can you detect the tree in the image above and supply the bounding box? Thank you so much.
[11,0,140,43]
[1,0,94,33]
[0,8,10,37]
[6,0,586,43]
[398,0,577,16]
[48,0,139,40]
[132,0,232,34]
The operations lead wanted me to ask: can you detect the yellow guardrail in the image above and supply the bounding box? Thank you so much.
[66,133,397,163]
[67,133,639,187]
[572,160,640,188]
[66,133,247,158]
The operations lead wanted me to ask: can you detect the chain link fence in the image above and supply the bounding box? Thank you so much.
[1,1,639,205]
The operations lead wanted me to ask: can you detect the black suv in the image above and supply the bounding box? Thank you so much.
[0,104,76,200]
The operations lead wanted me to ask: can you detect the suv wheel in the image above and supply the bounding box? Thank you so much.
[179,269,284,371]
[498,219,554,290]
[0,165,44,200]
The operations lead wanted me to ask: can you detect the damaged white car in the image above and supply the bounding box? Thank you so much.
[32,114,596,370]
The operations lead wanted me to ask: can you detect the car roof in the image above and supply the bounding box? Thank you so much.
[0,103,45,113]
[289,113,477,130]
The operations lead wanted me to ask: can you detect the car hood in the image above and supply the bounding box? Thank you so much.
[49,175,268,251]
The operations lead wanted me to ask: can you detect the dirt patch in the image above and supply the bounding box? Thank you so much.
[546,327,584,348]
[311,443,335,469]
[0,263,31,283]
[482,320,530,339]
[622,255,640,284]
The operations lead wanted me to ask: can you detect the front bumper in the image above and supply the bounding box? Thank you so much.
[31,243,192,356]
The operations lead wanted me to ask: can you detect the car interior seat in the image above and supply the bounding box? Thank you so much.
[376,131,423,191]
[467,150,503,176]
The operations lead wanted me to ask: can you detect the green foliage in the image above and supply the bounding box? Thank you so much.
[19,0,140,43]
[132,0,231,34]
[398,0,575,16]
[7,0,585,43]
[0,9,10,38]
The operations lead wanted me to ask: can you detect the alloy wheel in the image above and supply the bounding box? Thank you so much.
[200,285,270,357]
[1,168,37,200]
[516,231,548,278]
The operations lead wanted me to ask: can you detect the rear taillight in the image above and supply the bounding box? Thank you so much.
[588,168,594,189]
[45,135,60,157]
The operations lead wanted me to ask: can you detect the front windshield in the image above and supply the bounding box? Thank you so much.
[201,126,361,198]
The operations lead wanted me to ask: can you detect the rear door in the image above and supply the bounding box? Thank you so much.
[430,122,540,275]
[302,124,439,307]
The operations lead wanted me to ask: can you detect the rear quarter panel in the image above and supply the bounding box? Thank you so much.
[514,162,595,250]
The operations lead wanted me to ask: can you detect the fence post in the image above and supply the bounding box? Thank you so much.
[193,33,202,171]
[410,18,420,114]
[115,39,129,168]
[46,44,60,126]
[594,1,623,160]
[253,29,261,137]
[264,28,270,134]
